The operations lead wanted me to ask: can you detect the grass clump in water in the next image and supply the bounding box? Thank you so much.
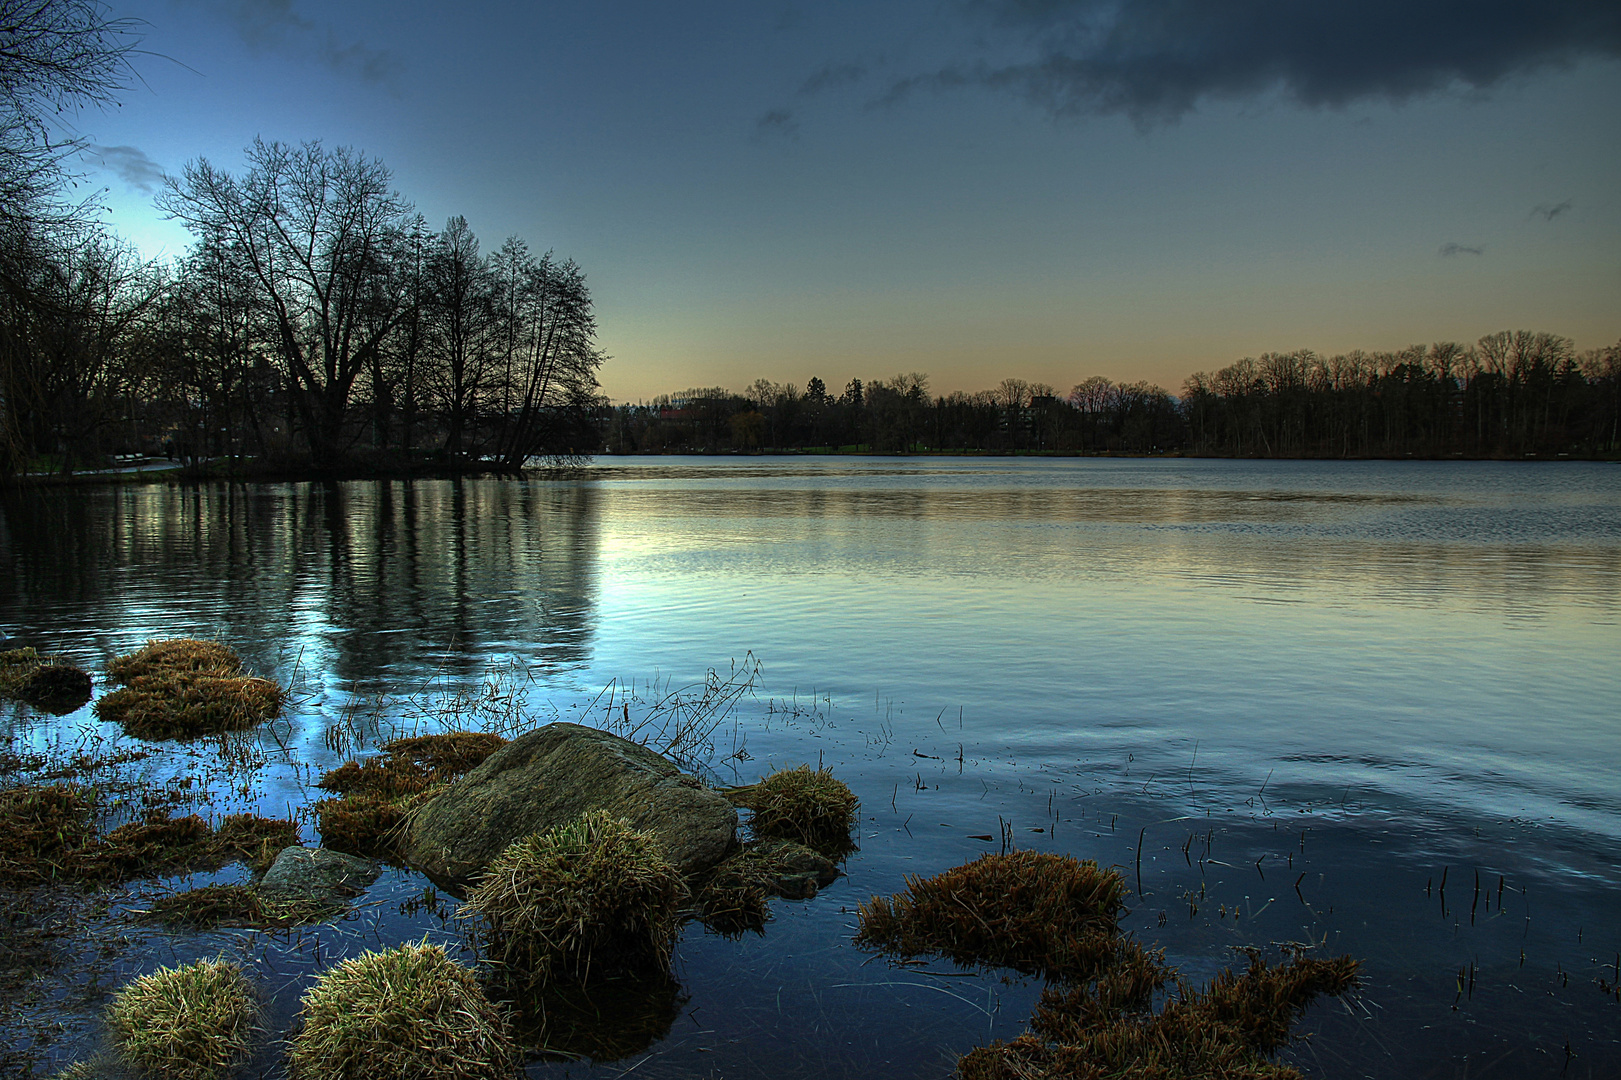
[856,851,1127,981]
[95,673,285,741]
[288,940,517,1080]
[0,784,97,883]
[314,733,505,861]
[97,812,215,879]
[724,764,859,855]
[0,785,300,884]
[105,639,242,682]
[858,853,1359,1080]
[957,946,1361,1080]
[0,647,92,714]
[383,732,506,776]
[694,848,775,936]
[213,813,300,872]
[104,957,258,1080]
[314,795,410,861]
[145,884,337,930]
[96,639,285,741]
[462,808,688,987]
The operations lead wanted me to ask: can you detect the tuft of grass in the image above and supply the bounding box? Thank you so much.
[0,647,92,714]
[382,732,506,776]
[104,957,258,1080]
[105,639,242,682]
[694,848,775,936]
[856,851,1127,981]
[725,764,859,855]
[317,756,433,800]
[0,784,97,883]
[94,673,285,741]
[145,884,338,930]
[0,785,301,884]
[313,733,505,862]
[462,809,688,987]
[287,940,517,1080]
[214,813,300,872]
[859,853,1359,1080]
[957,947,1361,1080]
[0,647,49,694]
[314,794,411,861]
[98,813,215,878]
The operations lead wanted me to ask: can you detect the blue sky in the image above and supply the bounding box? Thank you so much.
[68,1,1621,401]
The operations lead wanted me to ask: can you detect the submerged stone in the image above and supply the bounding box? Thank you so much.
[260,846,379,903]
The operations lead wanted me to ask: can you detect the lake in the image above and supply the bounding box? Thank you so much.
[2,457,1618,1077]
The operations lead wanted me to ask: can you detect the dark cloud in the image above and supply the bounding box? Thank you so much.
[801,62,869,95]
[893,1,1621,123]
[753,108,800,140]
[1532,199,1574,221]
[1439,242,1484,256]
[86,144,165,193]
[184,0,400,84]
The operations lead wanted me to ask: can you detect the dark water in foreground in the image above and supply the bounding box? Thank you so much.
[2,457,1618,1077]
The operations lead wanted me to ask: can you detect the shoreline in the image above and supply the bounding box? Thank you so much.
[7,447,1617,489]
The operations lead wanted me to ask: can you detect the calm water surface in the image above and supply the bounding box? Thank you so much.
[2,457,1618,1078]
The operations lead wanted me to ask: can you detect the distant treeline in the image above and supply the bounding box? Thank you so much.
[608,332,1620,459]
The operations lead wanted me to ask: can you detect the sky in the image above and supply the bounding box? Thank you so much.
[62,0,1621,402]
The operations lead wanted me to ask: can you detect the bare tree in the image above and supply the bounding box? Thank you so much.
[159,139,415,462]
[1,0,141,472]
[423,214,495,456]
[0,0,138,236]
[490,250,602,469]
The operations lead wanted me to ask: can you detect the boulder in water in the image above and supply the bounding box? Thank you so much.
[402,722,737,892]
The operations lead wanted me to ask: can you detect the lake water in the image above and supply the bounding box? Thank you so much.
[2,457,1618,1077]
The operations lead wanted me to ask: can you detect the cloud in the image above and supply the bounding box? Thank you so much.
[1438,242,1484,256]
[1532,199,1573,221]
[183,0,400,84]
[86,144,165,193]
[892,1,1621,124]
[753,108,801,140]
[801,62,869,95]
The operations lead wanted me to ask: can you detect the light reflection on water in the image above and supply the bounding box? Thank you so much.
[2,457,1618,1078]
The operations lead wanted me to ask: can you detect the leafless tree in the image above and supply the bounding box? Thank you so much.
[159,139,416,460]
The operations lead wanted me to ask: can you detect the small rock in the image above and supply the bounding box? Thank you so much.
[259,846,379,903]
[752,837,838,898]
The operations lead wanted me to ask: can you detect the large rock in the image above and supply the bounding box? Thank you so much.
[401,722,737,892]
